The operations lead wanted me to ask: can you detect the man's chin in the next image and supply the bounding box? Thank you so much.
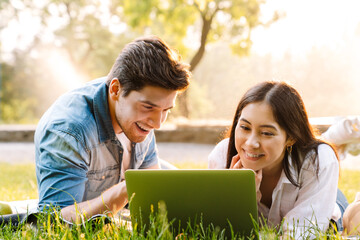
[127,133,149,143]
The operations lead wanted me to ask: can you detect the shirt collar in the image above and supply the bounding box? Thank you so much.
[93,81,116,143]
[275,155,298,188]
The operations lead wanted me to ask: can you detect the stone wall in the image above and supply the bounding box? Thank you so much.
[0,122,330,144]
[0,124,229,144]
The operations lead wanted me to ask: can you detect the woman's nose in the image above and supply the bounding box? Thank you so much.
[246,133,260,148]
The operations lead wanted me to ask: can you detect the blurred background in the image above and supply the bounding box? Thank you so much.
[0,0,359,123]
[1,0,360,204]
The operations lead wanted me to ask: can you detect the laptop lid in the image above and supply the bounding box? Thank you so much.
[125,169,258,237]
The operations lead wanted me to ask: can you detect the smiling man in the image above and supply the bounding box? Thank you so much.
[34,36,191,221]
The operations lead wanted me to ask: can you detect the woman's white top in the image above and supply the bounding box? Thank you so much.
[208,138,340,239]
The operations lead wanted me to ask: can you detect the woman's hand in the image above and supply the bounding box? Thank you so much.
[230,154,262,202]
[254,169,262,202]
[230,154,242,169]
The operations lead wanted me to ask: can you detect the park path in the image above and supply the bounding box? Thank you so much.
[0,142,212,167]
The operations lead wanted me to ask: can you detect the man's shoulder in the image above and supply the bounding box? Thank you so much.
[35,79,107,143]
[62,77,107,103]
[35,114,97,149]
[38,77,108,128]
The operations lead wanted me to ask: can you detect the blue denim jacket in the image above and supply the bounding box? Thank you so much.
[35,77,159,209]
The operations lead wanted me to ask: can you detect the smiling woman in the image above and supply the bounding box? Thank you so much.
[208,81,343,239]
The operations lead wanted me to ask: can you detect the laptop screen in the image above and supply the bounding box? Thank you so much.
[125,169,258,237]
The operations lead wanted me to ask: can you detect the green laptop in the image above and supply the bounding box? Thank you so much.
[125,169,258,238]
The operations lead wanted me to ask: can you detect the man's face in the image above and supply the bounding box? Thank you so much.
[109,80,177,143]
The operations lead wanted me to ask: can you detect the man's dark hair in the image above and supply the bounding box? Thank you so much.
[107,36,191,96]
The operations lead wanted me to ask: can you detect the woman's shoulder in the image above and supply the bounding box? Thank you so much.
[303,143,338,170]
[317,143,337,160]
[215,138,230,148]
[208,138,229,169]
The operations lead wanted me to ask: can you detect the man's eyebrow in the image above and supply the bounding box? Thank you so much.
[140,100,174,110]
[239,117,278,130]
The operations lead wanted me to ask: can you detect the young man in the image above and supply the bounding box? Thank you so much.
[35,36,191,222]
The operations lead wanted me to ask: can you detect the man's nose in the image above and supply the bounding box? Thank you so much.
[149,112,162,129]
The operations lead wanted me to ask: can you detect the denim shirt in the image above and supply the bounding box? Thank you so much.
[35,77,159,209]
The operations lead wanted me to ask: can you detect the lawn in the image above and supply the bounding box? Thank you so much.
[0,162,358,202]
[0,162,359,239]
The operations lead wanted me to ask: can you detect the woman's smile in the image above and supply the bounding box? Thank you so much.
[243,150,265,160]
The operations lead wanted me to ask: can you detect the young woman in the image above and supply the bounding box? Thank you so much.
[208,81,344,238]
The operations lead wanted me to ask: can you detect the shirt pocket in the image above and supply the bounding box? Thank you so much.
[84,164,120,200]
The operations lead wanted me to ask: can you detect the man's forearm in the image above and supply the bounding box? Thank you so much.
[61,181,128,223]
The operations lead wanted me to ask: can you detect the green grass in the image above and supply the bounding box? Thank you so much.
[338,169,360,202]
[0,163,38,201]
[0,162,358,239]
[0,162,355,203]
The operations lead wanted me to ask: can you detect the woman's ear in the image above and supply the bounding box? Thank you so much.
[286,137,296,147]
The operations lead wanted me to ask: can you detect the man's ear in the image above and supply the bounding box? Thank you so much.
[109,78,122,99]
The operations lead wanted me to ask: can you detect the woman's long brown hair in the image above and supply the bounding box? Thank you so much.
[226,81,338,187]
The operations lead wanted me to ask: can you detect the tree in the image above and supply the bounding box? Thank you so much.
[39,0,136,79]
[116,0,278,117]
[0,0,135,122]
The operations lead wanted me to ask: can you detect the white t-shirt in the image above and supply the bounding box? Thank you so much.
[116,132,132,181]
[208,138,340,239]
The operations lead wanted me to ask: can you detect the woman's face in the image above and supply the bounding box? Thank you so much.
[234,101,293,174]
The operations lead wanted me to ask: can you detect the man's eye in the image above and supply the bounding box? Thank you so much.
[143,105,153,110]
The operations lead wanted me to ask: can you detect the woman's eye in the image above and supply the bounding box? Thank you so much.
[240,125,250,131]
[262,131,274,136]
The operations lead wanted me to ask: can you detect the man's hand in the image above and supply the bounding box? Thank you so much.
[230,154,262,202]
[61,180,128,223]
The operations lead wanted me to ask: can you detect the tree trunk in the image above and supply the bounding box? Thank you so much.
[178,15,213,118]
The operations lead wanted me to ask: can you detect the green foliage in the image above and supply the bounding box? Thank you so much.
[0,61,41,123]
[47,0,135,79]
[0,0,270,121]
[116,0,268,117]
[0,0,137,123]
[1,98,38,123]
[119,0,265,65]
